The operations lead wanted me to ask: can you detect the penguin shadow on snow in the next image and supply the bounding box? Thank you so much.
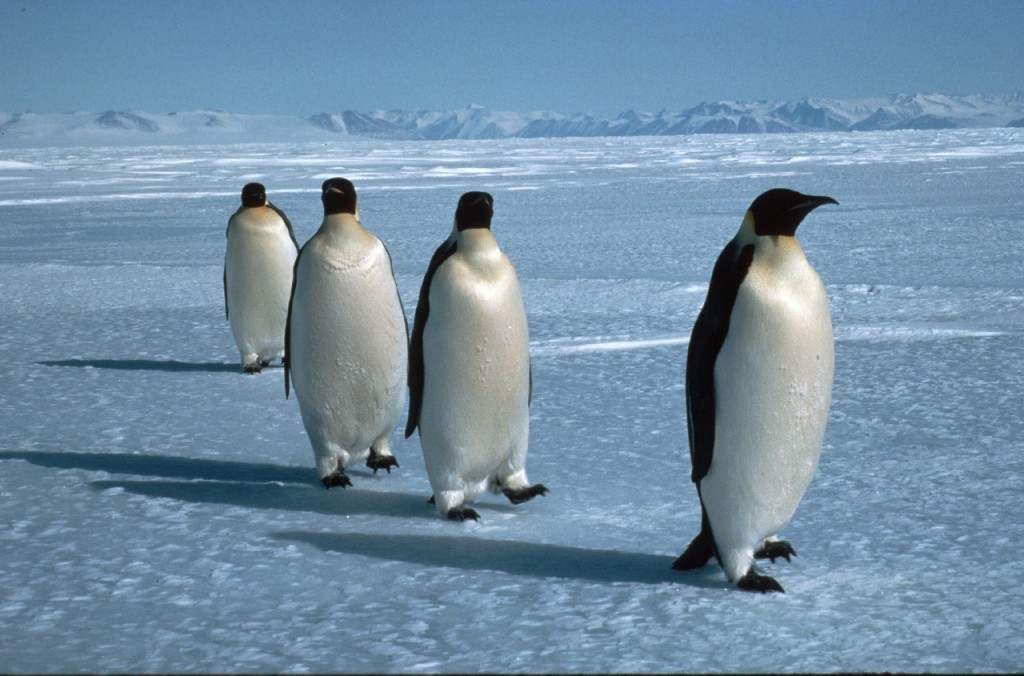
[0,449,311,483]
[0,449,431,520]
[89,478,434,520]
[4,450,727,587]
[273,531,725,588]
[37,358,244,374]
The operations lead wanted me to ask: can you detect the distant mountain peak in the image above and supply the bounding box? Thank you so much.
[3,92,1023,146]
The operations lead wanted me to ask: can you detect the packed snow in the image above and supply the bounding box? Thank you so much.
[1,129,1022,673]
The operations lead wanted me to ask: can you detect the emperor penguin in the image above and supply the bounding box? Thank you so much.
[223,182,299,373]
[406,192,548,521]
[285,178,408,487]
[673,188,837,593]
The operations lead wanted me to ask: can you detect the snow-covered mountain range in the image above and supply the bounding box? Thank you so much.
[3,92,1023,145]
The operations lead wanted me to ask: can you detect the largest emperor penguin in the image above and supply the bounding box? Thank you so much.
[224,182,299,373]
[673,188,837,593]
[406,192,548,521]
[285,178,408,488]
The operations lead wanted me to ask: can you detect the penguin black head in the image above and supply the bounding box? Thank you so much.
[241,182,267,208]
[455,191,494,231]
[748,188,838,237]
[321,177,358,215]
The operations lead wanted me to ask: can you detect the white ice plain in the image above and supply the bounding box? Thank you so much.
[1,129,1022,673]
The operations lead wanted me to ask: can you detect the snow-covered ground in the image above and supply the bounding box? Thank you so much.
[1,130,1022,673]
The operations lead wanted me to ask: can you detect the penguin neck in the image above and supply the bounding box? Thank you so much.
[456,227,500,258]
[735,212,807,266]
[323,211,363,233]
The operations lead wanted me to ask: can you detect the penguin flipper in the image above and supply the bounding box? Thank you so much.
[223,264,229,320]
[686,240,755,483]
[284,249,303,399]
[268,201,300,251]
[380,240,409,340]
[405,238,457,438]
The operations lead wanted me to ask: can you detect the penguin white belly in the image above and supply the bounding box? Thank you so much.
[289,236,408,475]
[419,254,531,505]
[226,213,296,364]
[701,251,834,581]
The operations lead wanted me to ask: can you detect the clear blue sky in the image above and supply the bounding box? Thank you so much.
[2,0,1022,116]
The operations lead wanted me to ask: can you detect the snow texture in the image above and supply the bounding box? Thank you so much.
[1,129,1023,673]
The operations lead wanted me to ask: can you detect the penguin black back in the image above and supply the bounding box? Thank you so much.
[686,239,754,482]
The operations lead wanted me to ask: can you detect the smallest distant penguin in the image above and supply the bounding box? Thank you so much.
[407,192,548,521]
[224,182,299,374]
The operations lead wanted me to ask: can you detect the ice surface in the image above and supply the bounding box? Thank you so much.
[1,130,1022,673]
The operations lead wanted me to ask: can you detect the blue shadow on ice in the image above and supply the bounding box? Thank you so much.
[273,531,717,587]
[2,450,435,519]
[0,450,312,484]
[37,358,241,373]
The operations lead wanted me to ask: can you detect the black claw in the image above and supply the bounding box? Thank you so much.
[755,540,797,563]
[243,363,262,374]
[427,495,435,504]
[321,471,352,489]
[503,483,549,505]
[366,455,399,475]
[737,570,785,594]
[447,507,480,522]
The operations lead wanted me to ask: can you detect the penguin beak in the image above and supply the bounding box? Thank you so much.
[790,195,839,213]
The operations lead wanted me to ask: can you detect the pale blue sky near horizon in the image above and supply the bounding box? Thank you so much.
[2,0,1022,117]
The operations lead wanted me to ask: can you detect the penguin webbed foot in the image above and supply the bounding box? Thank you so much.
[672,528,715,571]
[321,470,352,489]
[502,483,549,505]
[366,454,399,474]
[755,540,796,563]
[737,570,785,594]
[447,506,480,522]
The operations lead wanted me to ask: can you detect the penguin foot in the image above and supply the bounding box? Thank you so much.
[737,570,785,594]
[755,540,796,563]
[243,363,262,374]
[447,506,480,522]
[672,529,715,571]
[366,455,399,474]
[321,471,352,489]
[502,483,549,505]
